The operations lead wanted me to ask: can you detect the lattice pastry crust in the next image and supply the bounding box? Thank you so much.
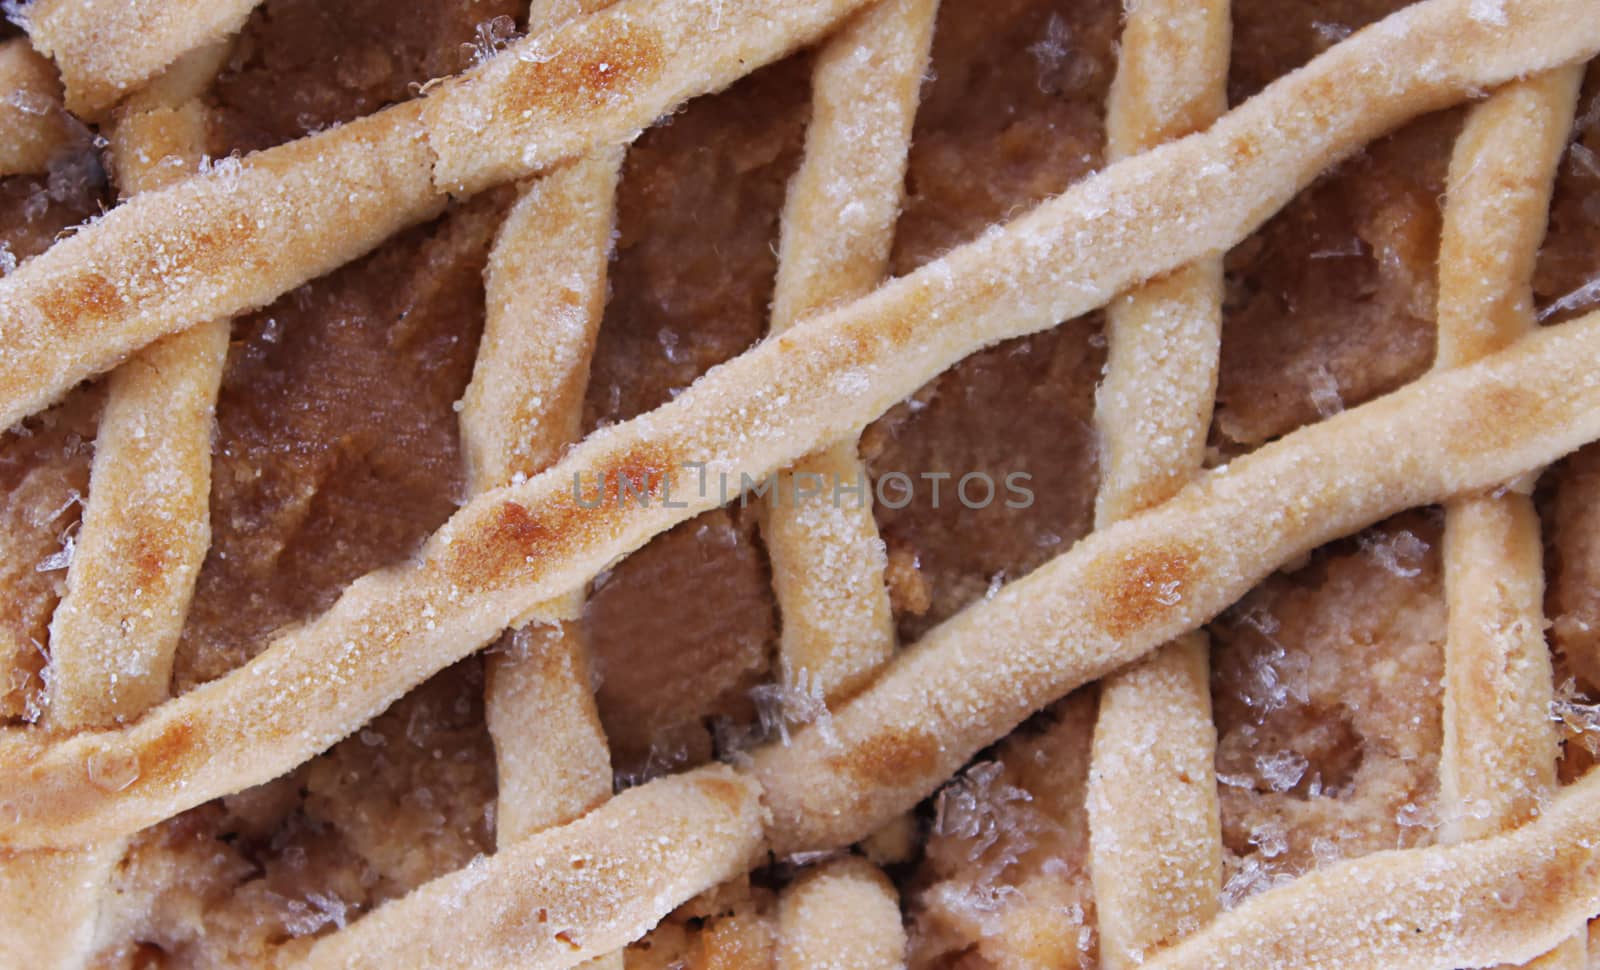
[0,0,1599,968]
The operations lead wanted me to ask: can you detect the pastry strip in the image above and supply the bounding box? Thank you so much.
[1091,0,1230,527]
[45,46,232,730]
[482,630,606,822]
[750,306,1600,855]
[426,9,627,956]
[1142,766,1600,970]
[25,0,260,117]
[464,152,622,844]
[1434,72,1585,819]
[1086,2,1228,966]
[1434,65,1586,970]
[0,38,82,177]
[9,302,1600,851]
[1434,69,1585,373]
[763,0,937,702]
[0,0,1592,433]
[2,1,1598,847]
[1,49,230,970]
[1089,635,1219,965]
[776,856,905,970]
[301,765,767,970]
[464,62,624,961]
[472,0,622,849]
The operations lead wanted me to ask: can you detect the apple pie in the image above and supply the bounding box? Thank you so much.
[1,0,1600,967]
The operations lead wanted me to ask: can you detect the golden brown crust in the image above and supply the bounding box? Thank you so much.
[484,621,612,838]
[1085,2,1229,963]
[1436,69,1583,369]
[1441,497,1586,970]
[0,2,1595,963]
[6,13,1600,963]
[5,291,1600,854]
[2,53,233,970]
[465,0,624,859]
[0,100,446,429]
[0,0,1591,440]
[461,152,623,499]
[1092,261,1225,527]
[752,307,1600,855]
[767,0,936,334]
[0,1,876,431]
[1103,0,1230,159]
[421,0,874,195]
[0,38,82,177]
[43,45,232,731]
[300,765,768,970]
[43,320,228,728]
[1,0,1597,851]
[1435,67,1582,840]
[1144,768,1600,970]
[1432,65,1586,970]
[462,150,624,848]
[762,0,937,702]
[1090,635,1222,967]
[25,0,260,117]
